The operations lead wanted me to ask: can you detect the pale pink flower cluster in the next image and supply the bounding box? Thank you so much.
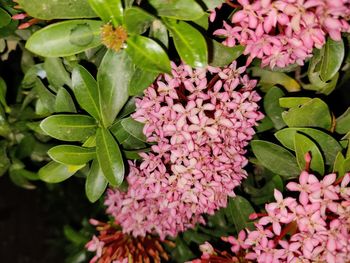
[214,0,350,68]
[215,172,350,263]
[105,62,263,240]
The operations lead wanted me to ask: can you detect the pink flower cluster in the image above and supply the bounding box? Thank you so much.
[105,62,263,240]
[200,171,350,263]
[214,0,350,68]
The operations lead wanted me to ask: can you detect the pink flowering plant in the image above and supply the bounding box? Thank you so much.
[1,0,350,262]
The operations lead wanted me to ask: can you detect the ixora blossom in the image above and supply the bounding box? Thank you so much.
[193,170,350,263]
[214,0,350,68]
[105,62,263,240]
[86,219,174,263]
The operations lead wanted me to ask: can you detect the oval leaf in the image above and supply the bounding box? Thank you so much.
[17,0,97,19]
[165,19,207,68]
[294,133,325,174]
[72,65,101,120]
[44,57,72,90]
[149,0,205,20]
[85,159,108,202]
[275,128,341,166]
[96,127,124,186]
[40,115,97,141]
[251,140,300,178]
[39,161,84,183]
[87,0,123,26]
[126,35,171,74]
[98,49,133,126]
[128,67,159,95]
[26,20,103,57]
[226,196,255,232]
[336,107,350,134]
[264,86,286,129]
[320,38,344,82]
[48,145,95,165]
[55,87,77,113]
[125,7,155,35]
[121,117,147,142]
[209,40,244,67]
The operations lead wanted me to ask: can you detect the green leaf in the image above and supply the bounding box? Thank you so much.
[117,97,136,119]
[44,57,72,90]
[279,97,312,108]
[72,65,101,120]
[123,148,149,160]
[128,67,159,95]
[226,196,255,232]
[0,76,9,112]
[25,20,103,57]
[336,107,350,134]
[282,98,332,130]
[121,117,147,142]
[320,38,344,82]
[126,35,171,74]
[87,0,123,26]
[9,169,36,190]
[171,238,195,262]
[251,140,300,178]
[294,133,324,174]
[17,0,97,19]
[201,0,224,10]
[85,159,108,202]
[275,128,341,166]
[333,152,350,177]
[34,78,56,113]
[125,7,155,35]
[98,49,133,126]
[0,7,11,28]
[252,67,301,92]
[48,145,95,165]
[39,161,84,183]
[55,87,77,113]
[149,20,169,48]
[165,19,207,68]
[263,86,286,129]
[40,114,97,141]
[96,127,124,186]
[209,40,244,67]
[149,0,205,20]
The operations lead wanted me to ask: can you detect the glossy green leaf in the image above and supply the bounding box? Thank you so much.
[294,133,324,174]
[39,161,84,183]
[209,40,244,67]
[263,86,286,129]
[282,98,332,130]
[251,140,300,178]
[98,50,133,126]
[279,97,312,108]
[44,57,72,90]
[333,152,350,177]
[336,107,350,134]
[126,35,171,74]
[252,67,301,92]
[165,19,207,68]
[40,114,97,141]
[0,8,11,28]
[128,67,159,95]
[201,0,224,10]
[121,117,146,142]
[85,159,108,202]
[9,169,36,190]
[149,20,169,48]
[55,87,77,113]
[96,127,124,186]
[275,128,341,166]
[149,0,205,20]
[123,148,149,160]
[26,20,103,57]
[125,7,155,35]
[0,76,9,112]
[226,196,255,232]
[34,78,56,113]
[320,38,344,82]
[72,65,101,120]
[48,145,95,165]
[117,97,136,119]
[17,0,96,19]
[87,0,123,26]
[192,13,209,30]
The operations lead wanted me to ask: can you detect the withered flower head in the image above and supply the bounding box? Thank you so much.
[100,24,128,52]
[86,219,175,263]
